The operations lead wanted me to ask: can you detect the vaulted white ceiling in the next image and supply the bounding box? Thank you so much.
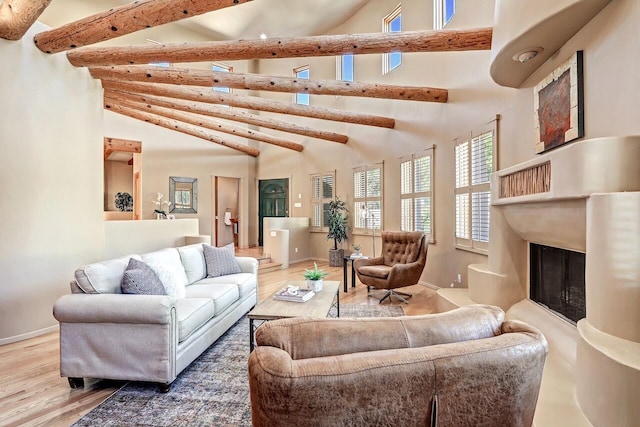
[38,0,372,42]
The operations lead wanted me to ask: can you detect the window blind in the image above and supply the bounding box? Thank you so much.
[400,149,434,238]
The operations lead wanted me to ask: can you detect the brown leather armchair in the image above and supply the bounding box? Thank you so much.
[248,305,548,427]
[354,230,428,303]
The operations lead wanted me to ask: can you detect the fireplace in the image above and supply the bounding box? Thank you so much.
[529,243,585,323]
[485,137,640,427]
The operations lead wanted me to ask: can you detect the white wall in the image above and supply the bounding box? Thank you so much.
[0,23,104,343]
[104,219,200,258]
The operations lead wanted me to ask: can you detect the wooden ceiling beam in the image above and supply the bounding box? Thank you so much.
[90,65,448,103]
[101,80,396,128]
[0,0,52,40]
[67,27,493,67]
[105,94,304,152]
[104,136,142,153]
[33,0,252,54]
[104,136,141,160]
[105,89,349,144]
[105,103,260,157]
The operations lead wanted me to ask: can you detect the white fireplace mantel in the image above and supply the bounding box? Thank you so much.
[493,135,640,205]
[488,136,640,427]
[440,136,640,426]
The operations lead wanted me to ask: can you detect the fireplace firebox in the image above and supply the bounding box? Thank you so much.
[530,243,586,323]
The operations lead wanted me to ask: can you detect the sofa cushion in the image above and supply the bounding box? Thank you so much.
[175,298,216,343]
[178,244,207,285]
[121,258,166,295]
[184,283,240,315]
[358,265,391,279]
[196,273,257,299]
[75,254,143,294]
[203,243,241,278]
[142,248,189,290]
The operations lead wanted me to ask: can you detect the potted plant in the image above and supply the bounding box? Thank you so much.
[151,192,171,219]
[326,197,349,267]
[352,244,362,257]
[303,262,328,292]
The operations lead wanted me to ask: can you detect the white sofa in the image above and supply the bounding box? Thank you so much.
[53,244,258,391]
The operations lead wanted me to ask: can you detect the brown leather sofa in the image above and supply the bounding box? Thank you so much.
[248,305,548,427]
[354,230,429,303]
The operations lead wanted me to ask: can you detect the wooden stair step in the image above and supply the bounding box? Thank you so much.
[258,262,282,274]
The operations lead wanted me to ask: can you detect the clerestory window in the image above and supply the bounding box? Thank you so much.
[212,63,233,93]
[293,65,310,105]
[383,5,402,74]
[434,0,455,29]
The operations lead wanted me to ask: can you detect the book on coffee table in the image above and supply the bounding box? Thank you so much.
[273,288,315,302]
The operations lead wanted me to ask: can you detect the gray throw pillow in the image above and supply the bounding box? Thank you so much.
[121,258,167,295]
[203,243,241,278]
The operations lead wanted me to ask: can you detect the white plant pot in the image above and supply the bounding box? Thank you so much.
[307,279,323,292]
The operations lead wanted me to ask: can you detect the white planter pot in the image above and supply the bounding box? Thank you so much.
[307,279,323,292]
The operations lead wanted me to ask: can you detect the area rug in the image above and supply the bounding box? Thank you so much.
[73,304,405,427]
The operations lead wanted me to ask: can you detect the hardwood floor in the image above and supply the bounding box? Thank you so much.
[0,253,438,427]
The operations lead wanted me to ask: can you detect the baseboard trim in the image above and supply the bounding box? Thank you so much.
[0,324,59,345]
[289,257,314,265]
[419,281,440,290]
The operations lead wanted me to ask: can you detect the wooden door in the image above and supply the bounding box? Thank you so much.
[258,179,289,246]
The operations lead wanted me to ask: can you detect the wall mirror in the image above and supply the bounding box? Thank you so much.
[169,177,198,213]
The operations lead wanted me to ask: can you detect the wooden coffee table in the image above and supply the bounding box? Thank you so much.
[248,280,340,351]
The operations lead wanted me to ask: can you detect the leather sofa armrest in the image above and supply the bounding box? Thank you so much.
[235,256,259,275]
[53,293,175,324]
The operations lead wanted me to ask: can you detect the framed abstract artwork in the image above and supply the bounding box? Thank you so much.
[534,50,584,154]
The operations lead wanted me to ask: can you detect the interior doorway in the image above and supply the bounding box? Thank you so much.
[103,137,141,220]
[214,176,240,247]
[258,178,289,247]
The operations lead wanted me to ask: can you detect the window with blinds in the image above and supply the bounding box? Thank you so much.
[353,163,383,233]
[454,130,494,251]
[400,148,435,242]
[310,171,335,231]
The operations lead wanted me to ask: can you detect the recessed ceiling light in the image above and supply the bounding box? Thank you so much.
[512,47,544,63]
[260,33,267,40]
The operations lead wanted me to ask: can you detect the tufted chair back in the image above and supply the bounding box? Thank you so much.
[380,231,425,266]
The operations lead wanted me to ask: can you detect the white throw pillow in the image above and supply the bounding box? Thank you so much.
[148,263,186,298]
[178,244,206,284]
[142,248,189,289]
